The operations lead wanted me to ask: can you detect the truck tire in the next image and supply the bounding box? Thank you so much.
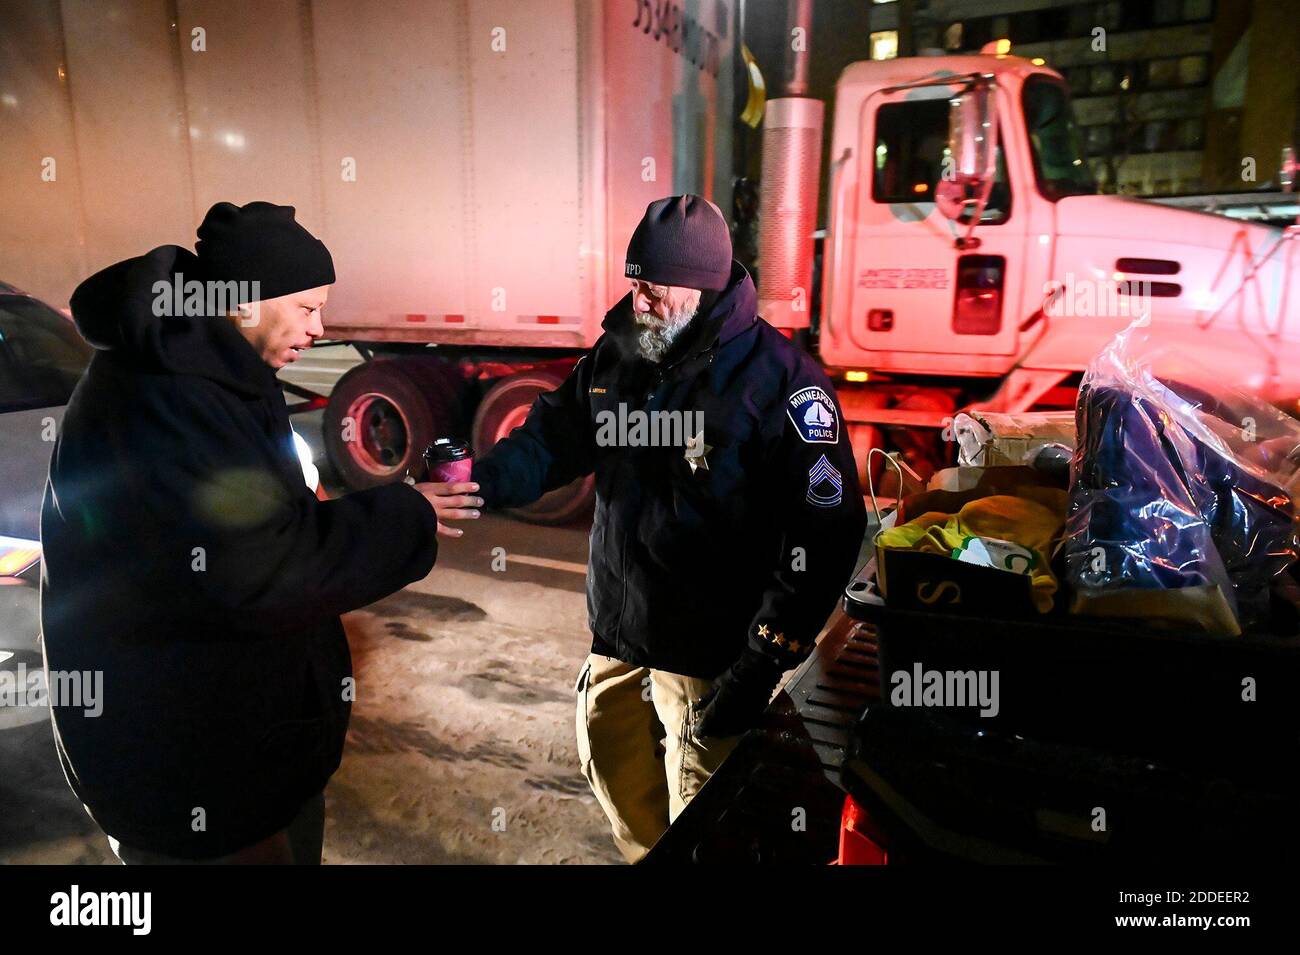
[324,358,454,490]
[472,369,595,526]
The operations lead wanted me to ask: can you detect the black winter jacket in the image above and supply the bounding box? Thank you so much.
[40,245,440,858]
[473,263,866,679]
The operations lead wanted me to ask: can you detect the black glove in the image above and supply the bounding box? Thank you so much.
[692,647,786,740]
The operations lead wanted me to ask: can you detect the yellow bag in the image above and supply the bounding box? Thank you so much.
[877,488,1067,613]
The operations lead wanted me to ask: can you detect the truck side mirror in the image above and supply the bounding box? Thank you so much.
[938,83,999,223]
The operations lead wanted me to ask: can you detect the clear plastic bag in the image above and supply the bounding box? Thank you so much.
[1064,322,1300,635]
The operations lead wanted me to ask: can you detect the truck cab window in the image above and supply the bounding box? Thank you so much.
[872,98,1011,223]
[1023,75,1097,199]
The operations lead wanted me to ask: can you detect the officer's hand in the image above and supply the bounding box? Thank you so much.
[691,648,785,740]
[413,481,483,538]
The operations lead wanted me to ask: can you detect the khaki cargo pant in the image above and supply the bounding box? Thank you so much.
[575,653,739,863]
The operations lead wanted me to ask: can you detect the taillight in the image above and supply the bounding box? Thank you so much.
[837,794,888,865]
[953,254,1005,335]
[0,536,41,577]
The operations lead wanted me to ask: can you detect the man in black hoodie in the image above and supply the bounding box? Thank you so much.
[472,196,866,861]
[40,202,481,863]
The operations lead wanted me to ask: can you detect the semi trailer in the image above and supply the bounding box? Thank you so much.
[2,0,736,522]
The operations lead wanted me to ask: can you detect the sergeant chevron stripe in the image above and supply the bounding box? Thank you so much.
[806,454,843,507]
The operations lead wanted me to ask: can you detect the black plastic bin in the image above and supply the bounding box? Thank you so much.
[839,565,1300,861]
[844,565,1300,793]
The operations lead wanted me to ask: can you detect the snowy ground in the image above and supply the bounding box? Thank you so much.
[324,558,621,865]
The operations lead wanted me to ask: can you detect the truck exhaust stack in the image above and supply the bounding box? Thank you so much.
[756,0,823,336]
[756,96,824,334]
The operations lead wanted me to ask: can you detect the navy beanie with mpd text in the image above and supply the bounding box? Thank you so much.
[195,201,335,304]
[624,194,732,291]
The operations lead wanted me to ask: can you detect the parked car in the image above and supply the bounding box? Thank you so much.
[0,281,91,729]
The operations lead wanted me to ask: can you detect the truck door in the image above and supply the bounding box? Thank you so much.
[836,86,1027,367]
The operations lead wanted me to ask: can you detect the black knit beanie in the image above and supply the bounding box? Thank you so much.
[195,201,335,303]
[625,194,732,291]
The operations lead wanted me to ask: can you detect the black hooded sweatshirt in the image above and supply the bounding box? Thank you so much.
[40,245,440,858]
[473,263,866,679]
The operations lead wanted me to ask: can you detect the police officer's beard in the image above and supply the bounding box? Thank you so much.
[634,304,698,363]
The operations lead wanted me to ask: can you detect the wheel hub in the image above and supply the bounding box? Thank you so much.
[344,392,411,477]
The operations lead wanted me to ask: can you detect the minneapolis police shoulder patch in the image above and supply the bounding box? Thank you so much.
[786,386,839,444]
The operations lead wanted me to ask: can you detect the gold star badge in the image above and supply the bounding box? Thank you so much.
[757,624,770,638]
[684,433,711,474]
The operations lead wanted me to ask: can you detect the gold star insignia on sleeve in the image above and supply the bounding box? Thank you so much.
[757,624,770,638]
[788,641,801,654]
[773,633,786,647]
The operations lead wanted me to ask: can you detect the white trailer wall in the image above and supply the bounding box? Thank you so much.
[0,0,196,302]
[0,0,734,349]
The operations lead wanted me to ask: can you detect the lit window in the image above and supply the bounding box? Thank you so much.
[1089,66,1117,94]
[1097,2,1122,31]
[1147,59,1178,89]
[1178,55,1208,86]
[1154,0,1181,25]
[870,30,898,61]
[1085,124,1114,157]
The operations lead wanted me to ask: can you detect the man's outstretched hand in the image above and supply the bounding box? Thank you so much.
[692,647,786,741]
[413,481,483,538]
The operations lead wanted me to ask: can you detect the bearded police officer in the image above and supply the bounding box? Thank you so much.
[472,195,866,862]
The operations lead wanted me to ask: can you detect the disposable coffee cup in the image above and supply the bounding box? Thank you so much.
[424,438,474,484]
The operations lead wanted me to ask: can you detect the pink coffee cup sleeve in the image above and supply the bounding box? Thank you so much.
[429,458,473,484]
